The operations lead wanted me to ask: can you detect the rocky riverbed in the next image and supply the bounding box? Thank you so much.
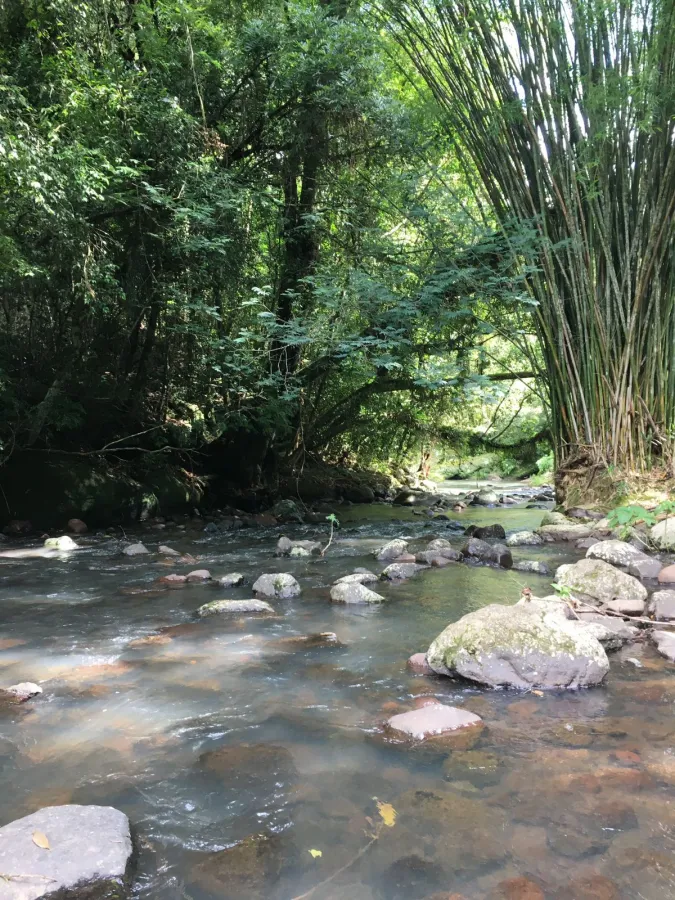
[1,483,675,899]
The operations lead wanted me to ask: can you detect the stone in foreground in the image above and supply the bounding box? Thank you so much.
[0,804,132,900]
[386,703,483,743]
[426,602,609,689]
[329,582,384,604]
[252,573,301,598]
[555,558,647,613]
[197,599,275,617]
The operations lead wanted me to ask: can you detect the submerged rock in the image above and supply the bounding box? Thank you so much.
[43,535,78,551]
[197,599,275,617]
[275,536,321,557]
[555,558,647,613]
[122,542,149,556]
[407,653,434,674]
[374,538,409,561]
[252,573,301,599]
[329,582,384,604]
[0,804,132,899]
[270,632,342,650]
[506,531,544,547]
[426,601,609,689]
[188,831,285,900]
[649,590,675,621]
[385,703,483,744]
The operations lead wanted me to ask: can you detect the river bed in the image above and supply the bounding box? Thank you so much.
[1,493,675,899]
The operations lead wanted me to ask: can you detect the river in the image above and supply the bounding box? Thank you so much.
[1,485,674,899]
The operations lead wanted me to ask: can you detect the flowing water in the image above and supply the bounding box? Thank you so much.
[1,488,675,899]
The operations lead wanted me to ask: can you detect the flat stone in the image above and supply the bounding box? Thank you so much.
[648,590,675,620]
[587,539,651,569]
[658,564,675,583]
[386,703,483,741]
[651,629,675,661]
[329,582,384,604]
[629,557,663,579]
[537,523,594,541]
[380,562,423,580]
[197,599,275,617]
[186,569,211,582]
[252,573,301,598]
[407,653,434,674]
[0,804,132,900]
[122,542,149,556]
[375,538,409,561]
[218,572,245,587]
[333,571,378,584]
[506,531,544,547]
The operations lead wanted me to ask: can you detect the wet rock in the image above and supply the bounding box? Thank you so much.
[380,855,446,900]
[252,573,301,598]
[407,653,434,674]
[3,682,42,702]
[555,558,647,613]
[512,560,550,575]
[201,742,296,783]
[44,535,78,550]
[271,632,342,650]
[426,602,609,689]
[427,538,451,551]
[473,490,499,505]
[385,703,484,743]
[586,539,651,569]
[537,522,594,540]
[647,589,675,620]
[218,572,245,587]
[275,536,322,557]
[650,516,675,550]
[158,544,180,556]
[415,551,454,567]
[375,538,409,561]
[188,831,285,900]
[186,569,211,582]
[555,874,620,900]
[334,571,379,585]
[643,749,675,784]
[506,531,544,547]
[576,612,638,648]
[330,582,384,604]
[490,877,545,900]
[197,599,275,617]
[442,749,500,783]
[128,633,172,648]
[650,629,675,661]
[657,563,675,583]
[576,536,600,550]
[0,804,132,899]
[547,825,608,859]
[464,524,506,540]
[394,490,418,505]
[461,538,513,568]
[628,556,663,579]
[381,562,424,581]
[67,518,88,534]
[156,573,187,585]
[122,542,149,556]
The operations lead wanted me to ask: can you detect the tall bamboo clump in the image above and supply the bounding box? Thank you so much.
[384,0,675,479]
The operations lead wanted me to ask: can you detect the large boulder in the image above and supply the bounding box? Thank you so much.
[329,582,384,604]
[252,573,301,599]
[555,558,647,614]
[0,805,132,899]
[374,538,408,561]
[586,540,651,569]
[506,531,544,547]
[426,601,609,689]
[648,590,675,621]
[650,517,675,550]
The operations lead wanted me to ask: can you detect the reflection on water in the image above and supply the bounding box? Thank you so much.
[1,500,674,898]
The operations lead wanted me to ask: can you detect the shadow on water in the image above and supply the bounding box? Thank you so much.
[1,494,675,898]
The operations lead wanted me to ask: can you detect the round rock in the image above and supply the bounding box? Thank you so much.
[0,804,132,900]
[252,573,301,598]
[329,582,384,604]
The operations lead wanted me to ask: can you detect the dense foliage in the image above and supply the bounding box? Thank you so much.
[3,0,606,488]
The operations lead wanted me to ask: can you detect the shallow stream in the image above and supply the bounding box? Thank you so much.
[1,487,675,899]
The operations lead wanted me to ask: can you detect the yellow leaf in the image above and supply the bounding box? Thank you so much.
[32,831,50,850]
[308,849,322,859]
[531,690,544,697]
[376,800,397,828]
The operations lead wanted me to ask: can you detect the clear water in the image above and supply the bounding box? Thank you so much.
[1,496,674,899]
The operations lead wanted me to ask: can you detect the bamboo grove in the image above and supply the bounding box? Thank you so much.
[384,0,675,476]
